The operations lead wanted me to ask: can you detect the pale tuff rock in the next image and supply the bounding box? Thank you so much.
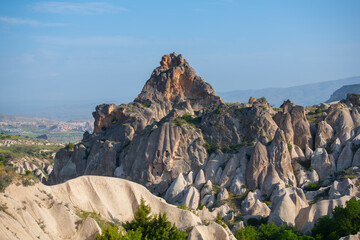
[188,222,235,240]
[304,146,314,160]
[305,186,331,202]
[339,231,360,240]
[164,173,188,203]
[219,156,239,187]
[314,121,333,149]
[273,111,294,144]
[217,188,230,201]
[232,221,245,232]
[230,170,247,195]
[331,137,342,158]
[201,193,216,207]
[269,187,308,226]
[45,54,360,237]
[1,176,233,240]
[328,178,354,199]
[246,141,268,190]
[214,168,222,185]
[186,171,194,184]
[293,161,319,187]
[246,135,292,196]
[311,148,335,182]
[201,180,213,198]
[337,142,354,172]
[295,196,353,234]
[195,169,206,189]
[326,104,354,144]
[241,190,270,217]
[183,186,200,209]
[275,102,313,150]
[294,145,306,161]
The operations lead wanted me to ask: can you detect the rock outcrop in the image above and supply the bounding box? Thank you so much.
[45,54,360,236]
[0,176,233,240]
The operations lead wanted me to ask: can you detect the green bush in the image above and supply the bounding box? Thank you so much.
[65,143,75,150]
[215,107,221,114]
[312,198,360,240]
[287,142,292,152]
[303,182,320,191]
[96,225,142,240]
[0,174,13,192]
[97,198,187,240]
[123,198,187,240]
[235,223,314,240]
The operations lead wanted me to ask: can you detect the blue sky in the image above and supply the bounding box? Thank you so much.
[0,0,360,116]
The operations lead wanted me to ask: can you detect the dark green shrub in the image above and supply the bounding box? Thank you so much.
[312,198,360,240]
[96,225,142,240]
[65,143,75,150]
[215,107,221,114]
[235,223,314,240]
[303,182,320,191]
[0,174,13,192]
[109,198,188,240]
[287,142,293,152]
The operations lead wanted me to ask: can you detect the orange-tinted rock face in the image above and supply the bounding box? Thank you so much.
[248,96,257,104]
[136,52,222,106]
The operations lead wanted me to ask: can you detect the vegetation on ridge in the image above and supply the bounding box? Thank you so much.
[96,198,187,240]
[235,198,360,240]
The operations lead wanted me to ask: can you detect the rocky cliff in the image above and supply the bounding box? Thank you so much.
[47,53,360,234]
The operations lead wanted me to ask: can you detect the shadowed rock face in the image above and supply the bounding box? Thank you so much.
[47,54,360,234]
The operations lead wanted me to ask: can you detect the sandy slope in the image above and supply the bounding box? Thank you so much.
[0,176,233,240]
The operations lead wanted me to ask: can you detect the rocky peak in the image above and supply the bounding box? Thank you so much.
[160,52,185,69]
[136,52,223,108]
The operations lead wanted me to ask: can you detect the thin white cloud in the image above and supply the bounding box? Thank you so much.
[33,36,145,46]
[0,16,66,27]
[32,2,127,14]
[32,36,204,47]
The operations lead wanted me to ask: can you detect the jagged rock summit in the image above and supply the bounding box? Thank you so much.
[136,53,222,107]
[47,53,360,236]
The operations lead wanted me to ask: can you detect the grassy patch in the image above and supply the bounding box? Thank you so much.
[173,113,202,128]
[306,107,325,125]
[75,208,109,231]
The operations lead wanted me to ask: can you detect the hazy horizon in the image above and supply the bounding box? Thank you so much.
[1,1,360,118]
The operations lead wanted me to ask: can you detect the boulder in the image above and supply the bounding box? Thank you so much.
[241,190,270,217]
[183,186,200,209]
[328,178,354,199]
[337,142,354,172]
[195,169,206,189]
[219,157,239,187]
[296,196,352,234]
[314,121,333,149]
[164,173,188,203]
[269,187,308,226]
[217,188,229,202]
[229,171,246,195]
[339,231,360,240]
[186,171,194,184]
[201,180,213,199]
[311,148,335,182]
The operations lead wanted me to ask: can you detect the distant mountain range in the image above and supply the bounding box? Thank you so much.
[326,84,360,103]
[218,76,360,107]
[2,77,359,121]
